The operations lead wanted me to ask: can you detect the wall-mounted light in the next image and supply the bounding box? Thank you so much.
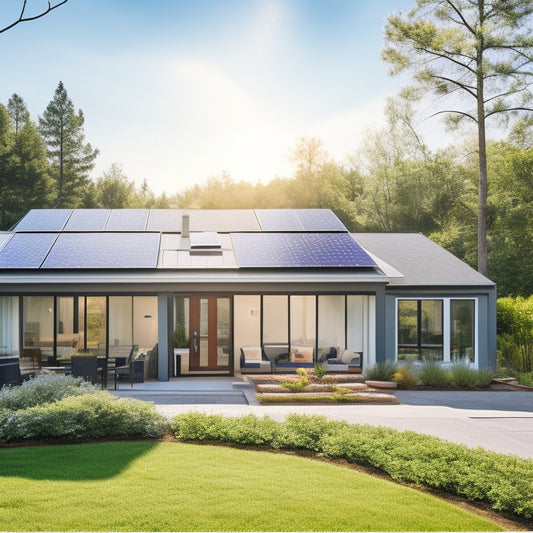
[144,315,152,319]
[250,309,258,317]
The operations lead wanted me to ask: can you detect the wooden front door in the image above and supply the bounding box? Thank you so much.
[189,295,231,371]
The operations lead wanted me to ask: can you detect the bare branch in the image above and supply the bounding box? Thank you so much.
[430,75,477,98]
[485,106,533,119]
[428,109,478,122]
[445,0,477,35]
[0,0,69,34]
[416,47,478,75]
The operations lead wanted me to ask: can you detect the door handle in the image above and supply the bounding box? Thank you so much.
[193,331,198,355]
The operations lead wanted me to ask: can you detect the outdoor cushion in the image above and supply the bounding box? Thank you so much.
[241,346,262,362]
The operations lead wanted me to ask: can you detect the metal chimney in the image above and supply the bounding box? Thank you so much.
[182,213,190,237]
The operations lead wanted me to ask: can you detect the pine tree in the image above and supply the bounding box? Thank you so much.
[38,81,98,207]
[7,94,30,136]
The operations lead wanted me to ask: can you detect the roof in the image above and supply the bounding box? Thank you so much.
[354,233,494,287]
[0,208,376,271]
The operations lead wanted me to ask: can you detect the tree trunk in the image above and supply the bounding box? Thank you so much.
[476,0,488,277]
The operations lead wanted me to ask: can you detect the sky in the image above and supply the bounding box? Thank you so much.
[1,0,437,195]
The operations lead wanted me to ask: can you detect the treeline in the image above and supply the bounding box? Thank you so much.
[0,87,531,297]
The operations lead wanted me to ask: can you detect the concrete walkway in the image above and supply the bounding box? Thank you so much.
[111,376,533,459]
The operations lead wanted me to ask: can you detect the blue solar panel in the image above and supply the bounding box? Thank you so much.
[14,209,72,232]
[105,210,149,231]
[255,210,304,231]
[231,233,376,268]
[0,233,13,252]
[42,233,160,269]
[146,210,184,232]
[0,233,58,269]
[64,209,111,231]
[295,210,346,231]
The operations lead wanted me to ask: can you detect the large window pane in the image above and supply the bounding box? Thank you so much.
[86,297,106,355]
[56,297,83,358]
[398,300,417,346]
[0,296,19,356]
[109,296,133,348]
[23,296,54,366]
[263,295,288,344]
[133,296,158,353]
[318,295,345,359]
[217,298,230,367]
[451,300,475,362]
[421,300,443,346]
[290,295,315,361]
[233,295,261,363]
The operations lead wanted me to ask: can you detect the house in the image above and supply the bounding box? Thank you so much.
[0,208,496,381]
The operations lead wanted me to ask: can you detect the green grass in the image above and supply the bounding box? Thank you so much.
[0,442,503,532]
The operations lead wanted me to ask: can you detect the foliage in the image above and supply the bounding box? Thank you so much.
[0,373,96,411]
[38,81,99,208]
[449,362,493,389]
[363,360,398,381]
[172,325,189,349]
[518,372,533,387]
[391,364,420,388]
[418,360,452,388]
[172,412,533,519]
[497,296,533,372]
[280,368,309,392]
[382,0,533,275]
[313,362,327,379]
[0,392,168,443]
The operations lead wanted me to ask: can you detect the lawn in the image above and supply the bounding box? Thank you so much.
[0,441,504,532]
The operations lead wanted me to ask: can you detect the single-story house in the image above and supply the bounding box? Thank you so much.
[0,208,496,381]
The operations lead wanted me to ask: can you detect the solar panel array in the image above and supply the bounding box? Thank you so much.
[231,232,376,268]
[1,209,377,271]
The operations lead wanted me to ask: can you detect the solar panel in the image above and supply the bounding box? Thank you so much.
[295,209,347,231]
[14,209,72,232]
[255,210,304,231]
[42,233,160,269]
[0,233,58,269]
[63,209,111,231]
[105,210,149,231]
[190,232,221,248]
[147,210,184,232]
[231,232,376,268]
[0,233,13,252]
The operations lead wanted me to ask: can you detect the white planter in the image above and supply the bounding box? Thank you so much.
[173,348,190,376]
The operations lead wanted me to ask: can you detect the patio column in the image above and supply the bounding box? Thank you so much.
[374,285,386,363]
[157,292,173,381]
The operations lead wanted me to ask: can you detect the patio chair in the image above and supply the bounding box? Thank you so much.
[108,345,139,389]
[71,355,98,384]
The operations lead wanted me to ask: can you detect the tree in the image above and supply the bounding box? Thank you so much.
[7,94,30,135]
[95,163,136,208]
[39,81,98,207]
[1,1,68,34]
[383,0,533,276]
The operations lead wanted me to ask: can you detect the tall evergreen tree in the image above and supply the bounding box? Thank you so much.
[38,81,98,207]
[383,0,533,276]
[7,94,30,136]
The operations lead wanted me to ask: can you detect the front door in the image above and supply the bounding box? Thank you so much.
[189,295,231,372]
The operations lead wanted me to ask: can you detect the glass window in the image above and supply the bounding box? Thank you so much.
[263,295,288,345]
[451,300,475,362]
[109,296,133,348]
[23,296,54,366]
[0,296,19,357]
[217,298,230,367]
[86,297,106,355]
[318,295,345,359]
[398,300,443,361]
[133,296,158,353]
[233,295,261,362]
[290,295,316,361]
[56,297,84,358]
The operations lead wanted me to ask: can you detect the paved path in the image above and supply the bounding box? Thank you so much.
[112,377,533,459]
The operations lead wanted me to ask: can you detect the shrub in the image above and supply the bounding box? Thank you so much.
[171,412,533,519]
[313,362,327,379]
[518,371,533,387]
[0,392,168,443]
[363,360,398,381]
[419,360,452,387]
[391,364,419,388]
[450,362,493,388]
[281,368,309,392]
[0,373,96,411]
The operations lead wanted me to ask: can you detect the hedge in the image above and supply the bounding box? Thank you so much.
[171,412,533,519]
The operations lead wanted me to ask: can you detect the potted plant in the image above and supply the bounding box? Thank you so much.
[173,326,189,376]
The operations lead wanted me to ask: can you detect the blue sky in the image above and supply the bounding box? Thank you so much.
[1,0,421,195]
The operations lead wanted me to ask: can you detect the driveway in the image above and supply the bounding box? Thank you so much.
[112,379,533,459]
